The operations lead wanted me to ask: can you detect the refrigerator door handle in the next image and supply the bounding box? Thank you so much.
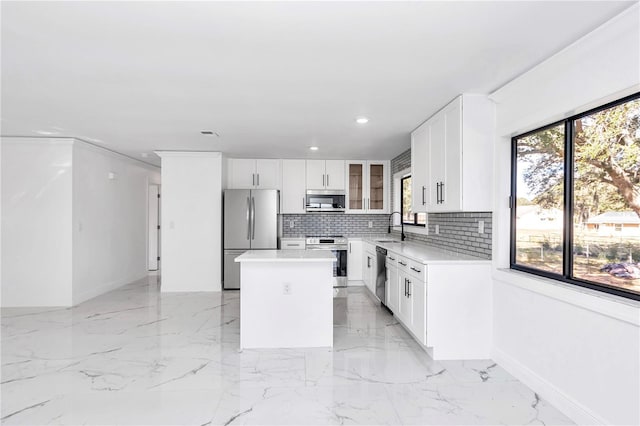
[246,197,251,240]
[251,197,256,239]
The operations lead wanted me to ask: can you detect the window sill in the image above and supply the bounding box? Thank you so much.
[493,268,640,326]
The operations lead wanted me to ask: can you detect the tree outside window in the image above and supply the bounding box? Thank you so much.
[512,94,640,299]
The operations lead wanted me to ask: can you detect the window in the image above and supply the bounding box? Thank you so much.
[511,93,640,300]
[401,176,426,226]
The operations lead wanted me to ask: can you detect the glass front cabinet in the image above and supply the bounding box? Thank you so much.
[346,161,389,214]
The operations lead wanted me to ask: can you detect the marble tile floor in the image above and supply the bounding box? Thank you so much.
[1,276,574,425]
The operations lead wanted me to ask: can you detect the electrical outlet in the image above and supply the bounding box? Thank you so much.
[289,220,295,228]
[368,221,373,228]
[435,224,440,234]
[478,220,485,234]
[283,283,292,295]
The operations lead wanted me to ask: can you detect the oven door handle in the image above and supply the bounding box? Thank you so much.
[305,245,347,251]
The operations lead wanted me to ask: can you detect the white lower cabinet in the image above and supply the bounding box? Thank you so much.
[396,256,427,345]
[411,278,426,346]
[425,263,491,360]
[362,243,376,295]
[347,240,363,281]
[385,253,399,313]
[383,249,490,359]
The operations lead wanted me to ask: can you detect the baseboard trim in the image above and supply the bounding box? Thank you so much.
[73,273,147,305]
[492,347,607,425]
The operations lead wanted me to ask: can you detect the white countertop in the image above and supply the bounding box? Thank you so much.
[235,249,336,263]
[366,239,491,265]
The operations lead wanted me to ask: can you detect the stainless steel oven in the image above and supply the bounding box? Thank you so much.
[305,236,347,287]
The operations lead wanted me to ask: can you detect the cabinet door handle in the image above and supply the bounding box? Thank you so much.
[257,173,260,187]
[422,186,426,205]
[252,173,255,186]
[323,174,325,187]
[349,243,352,254]
[410,267,421,273]
[388,257,395,261]
[327,174,330,187]
[367,256,371,268]
[407,279,411,297]
[440,181,444,204]
[398,261,406,266]
[436,182,440,204]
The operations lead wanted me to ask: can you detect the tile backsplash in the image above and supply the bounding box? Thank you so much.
[392,212,492,259]
[281,213,389,237]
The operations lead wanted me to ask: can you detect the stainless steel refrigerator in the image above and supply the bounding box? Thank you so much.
[223,189,279,289]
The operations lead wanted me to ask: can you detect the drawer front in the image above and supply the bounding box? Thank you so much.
[407,259,427,282]
[281,240,306,250]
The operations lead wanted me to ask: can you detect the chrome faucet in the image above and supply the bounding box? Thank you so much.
[388,211,406,241]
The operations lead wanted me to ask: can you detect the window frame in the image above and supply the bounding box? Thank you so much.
[400,175,426,227]
[510,92,640,301]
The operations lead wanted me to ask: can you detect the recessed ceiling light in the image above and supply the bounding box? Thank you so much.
[355,117,369,124]
[309,146,319,151]
[201,130,220,137]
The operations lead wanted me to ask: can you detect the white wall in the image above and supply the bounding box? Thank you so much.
[1,138,74,306]
[1,137,160,307]
[157,152,222,292]
[489,5,640,425]
[72,142,160,304]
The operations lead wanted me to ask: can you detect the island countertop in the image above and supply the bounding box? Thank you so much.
[235,249,336,263]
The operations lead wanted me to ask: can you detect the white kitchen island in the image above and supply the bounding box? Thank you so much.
[235,249,335,349]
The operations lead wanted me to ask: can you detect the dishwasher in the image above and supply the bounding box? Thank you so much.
[375,246,387,307]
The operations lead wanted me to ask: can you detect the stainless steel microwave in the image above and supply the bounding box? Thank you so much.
[305,190,345,212]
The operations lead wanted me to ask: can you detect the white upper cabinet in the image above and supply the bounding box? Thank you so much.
[411,94,494,212]
[227,159,281,189]
[281,159,306,213]
[306,160,326,189]
[324,160,345,190]
[411,123,429,212]
[228,159,256,189]
[346,161,389,214]
[306,160,345,190]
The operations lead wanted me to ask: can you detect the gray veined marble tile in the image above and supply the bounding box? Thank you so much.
[1,276,573,426]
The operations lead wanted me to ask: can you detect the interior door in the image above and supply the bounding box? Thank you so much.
[250,190,279,249]
[148,184,160,271]
[224,189,251,249]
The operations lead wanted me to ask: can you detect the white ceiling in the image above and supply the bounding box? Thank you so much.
[1,1,635,166]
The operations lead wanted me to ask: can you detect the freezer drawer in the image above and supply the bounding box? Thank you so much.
[223,250,246,289]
